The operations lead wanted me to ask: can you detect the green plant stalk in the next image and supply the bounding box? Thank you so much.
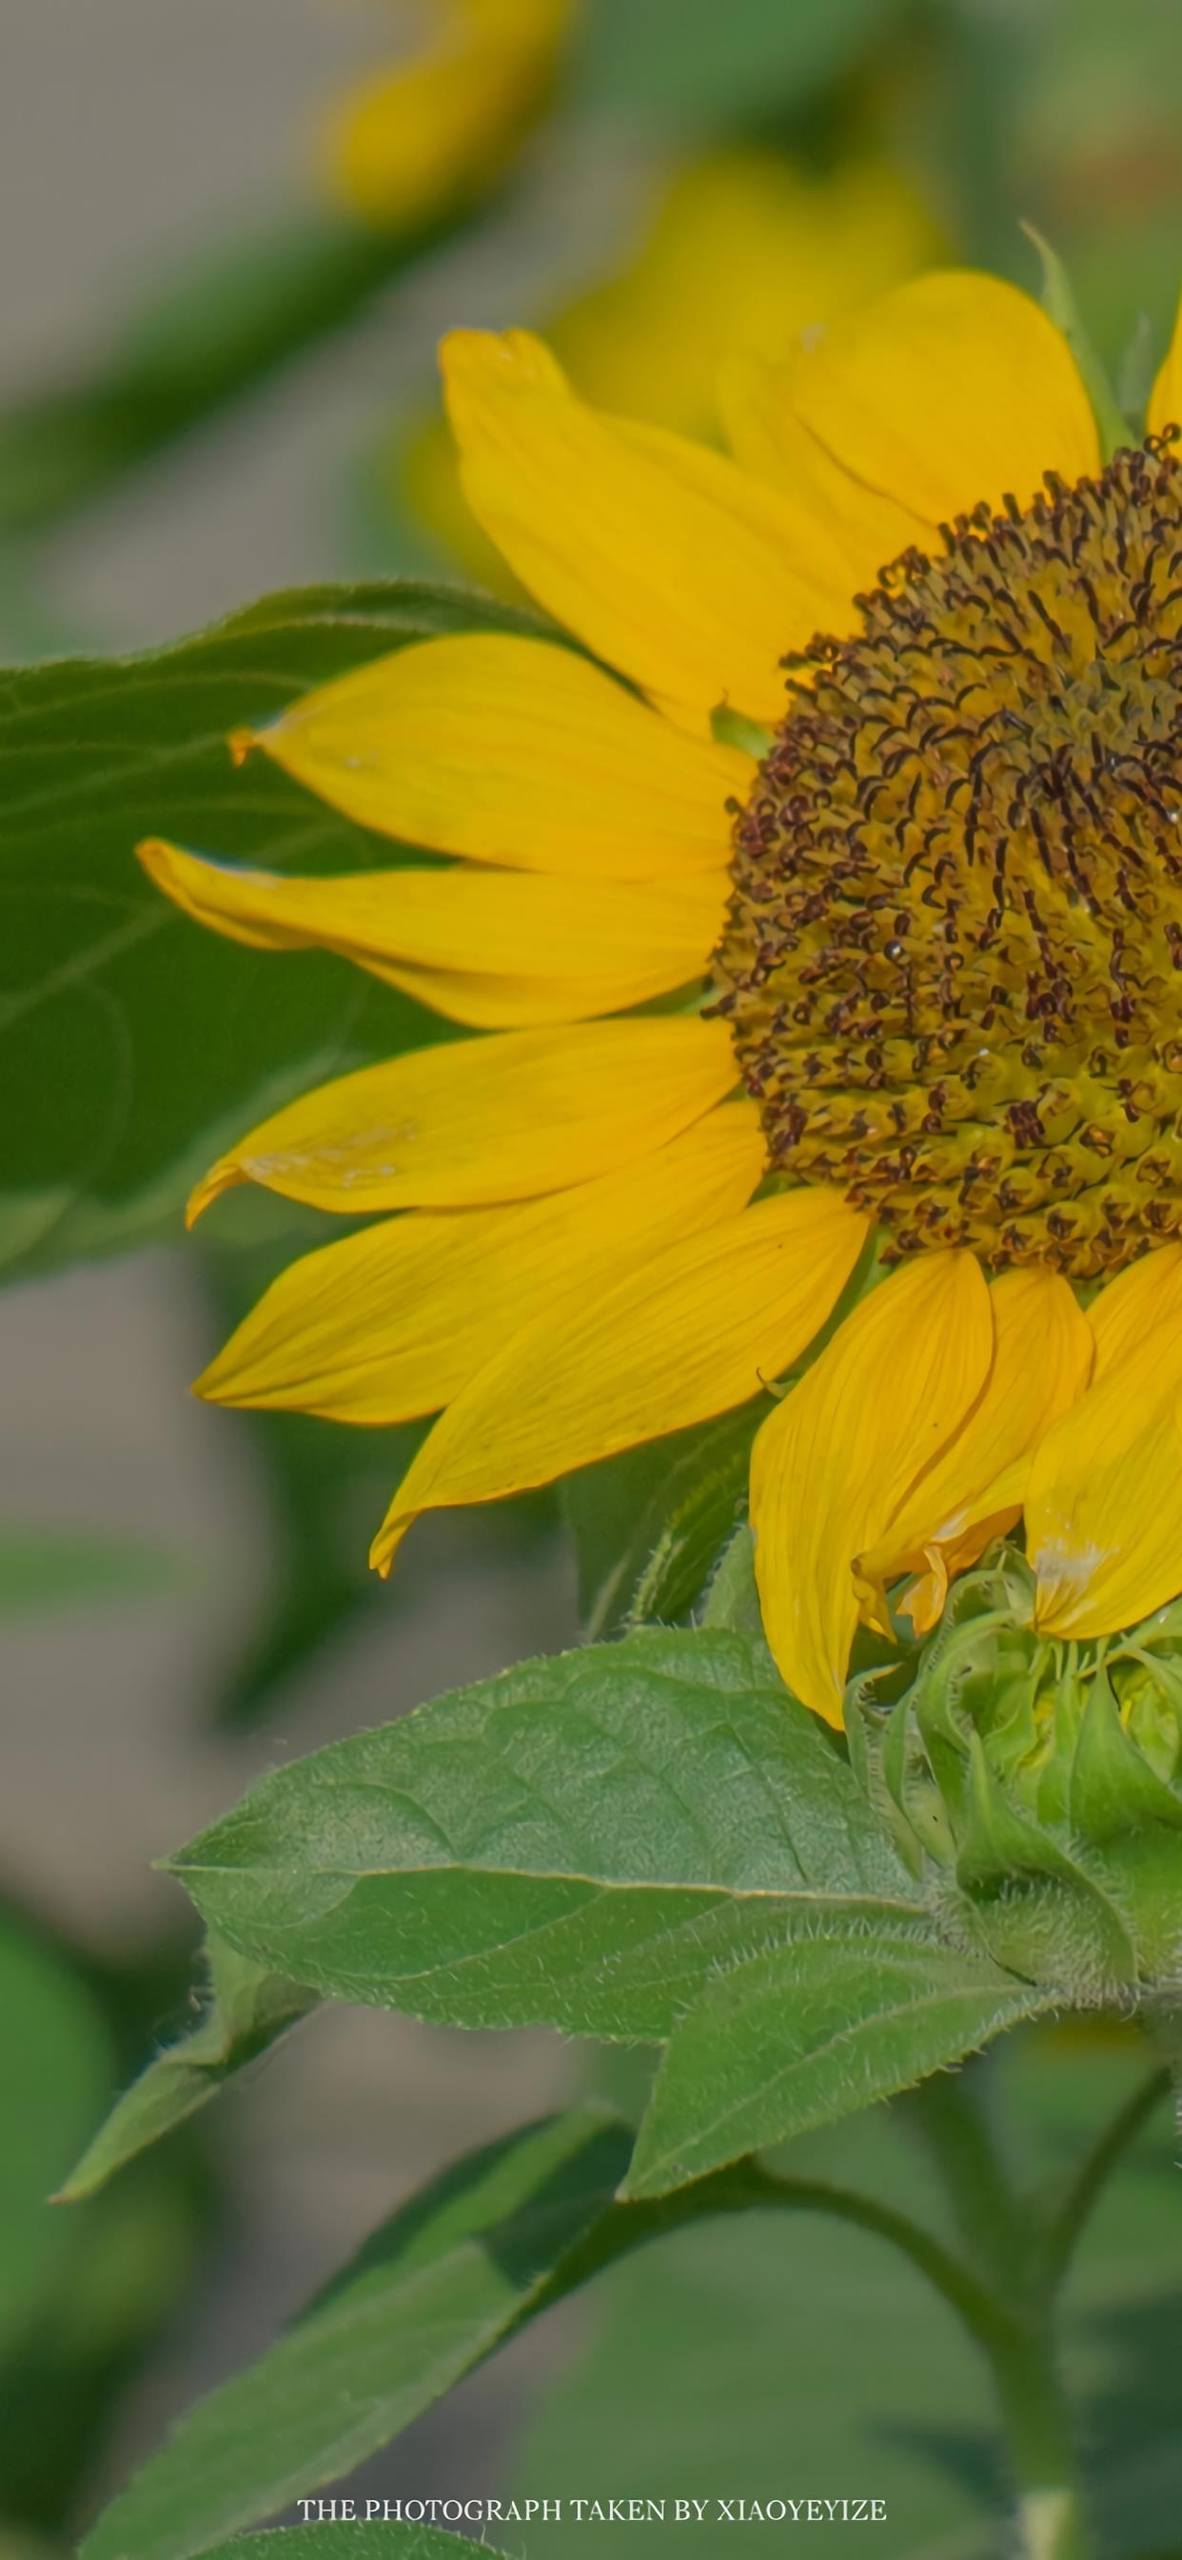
[898,2061,1167,2559]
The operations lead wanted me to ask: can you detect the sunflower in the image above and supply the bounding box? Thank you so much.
[140,268,1182,1728]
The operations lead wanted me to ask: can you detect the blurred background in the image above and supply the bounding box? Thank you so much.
[3,3,1182,2555]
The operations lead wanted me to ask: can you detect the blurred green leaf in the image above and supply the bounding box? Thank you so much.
[59,1938,316,2203]
[166,1629,923,2040]
[0,581,551,1281]
[0,1917,111,2357]
[574,0,903,123]
[564,1404,759,1640]
[200,2532,514,2560]
[0,205,493,541]
[0,1529,180,1612]
[81,2111,633,2560]
[625,1938,1047,2196]
[513,2035,1182,2559]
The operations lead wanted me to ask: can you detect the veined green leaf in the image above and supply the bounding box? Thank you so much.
[167,1629,926,2042]
[59,1939,316,2203]
[625,1937,1049,2197]
[0,580,553,1281]
[80,2111,632,2560]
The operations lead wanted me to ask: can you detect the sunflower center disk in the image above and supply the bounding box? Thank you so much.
[715,439,1182,1277]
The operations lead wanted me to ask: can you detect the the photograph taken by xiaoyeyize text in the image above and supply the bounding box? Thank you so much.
[4,2,1182,2556]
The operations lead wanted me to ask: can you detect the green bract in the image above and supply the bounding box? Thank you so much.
[851,1552,1182,2000]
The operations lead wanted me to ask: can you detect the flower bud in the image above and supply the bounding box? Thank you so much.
[848,1549,1182,2002]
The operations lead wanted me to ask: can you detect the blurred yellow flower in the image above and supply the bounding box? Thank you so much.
[400,145,941,587]
[142,271,1182,1728]
[325,0,570,229]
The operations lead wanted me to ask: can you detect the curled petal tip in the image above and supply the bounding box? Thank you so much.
[227,726,259,769]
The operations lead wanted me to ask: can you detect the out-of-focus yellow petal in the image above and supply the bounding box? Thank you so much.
[137,840,726,1029]
[549,150,942,444]
[1147,285,1182,437]
[441,330,858,729]
[750,1252,993,1726]
[854,1268,1094,1637]
[186,1015,738,1225]
[765,271,1101,532]
[230,634,747,879]
[196,1104,765,1423]
[369,1186,869,1572]
[324,0,568,231]
[1028,1247,1182,1637]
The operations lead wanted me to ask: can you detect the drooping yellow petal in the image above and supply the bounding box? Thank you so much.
[196,1104,765,1423]
[765,271,1101,532]
[233,634,748,880]
[186,1015,738,1225]
[323,0,569,231]
[1147,285,1182,438]
[441,330,858,728]
[137,840,726,1029]
[750,1252,993,1726]
[854,1268,1094,1636]
[1028,1247,1182,1637]
[369,1186,869,1573]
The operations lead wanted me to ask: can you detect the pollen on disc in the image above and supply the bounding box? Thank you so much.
[714,436,1182,1279]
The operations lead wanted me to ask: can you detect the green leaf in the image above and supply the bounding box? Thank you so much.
[574,0,902,123]
[0,1918,111,2355]
[0,1528,180,1611]
[515,2033,1182,2558]
[167,1629,925,2042]
[564,1405,760,1639]
[58,1939,316,2203]
[1022,224,1132,458]
[0,580,552,1280]
[625,1936,1047,2197]
[80,2111,632,2560]
[198,2532,514,2560]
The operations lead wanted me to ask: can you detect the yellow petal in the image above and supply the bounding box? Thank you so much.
[750,1252,993,1725]
[235,633,748,880]
[441,330,858,728]
[1086,1241,1182,1379]
[551,149,942,444]
[720,348,929,590]
[1028,1247,1182,1637]
[369,1186,869,1572]
[137,840,726,1029]
[769,270,1101,531]
[323,0,568,231]
[186,1015,738,1224]
[396,148,940,593]
[855,1268,1094,1636]
[1147,285,1182,438]
[197,1103,765,1423]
